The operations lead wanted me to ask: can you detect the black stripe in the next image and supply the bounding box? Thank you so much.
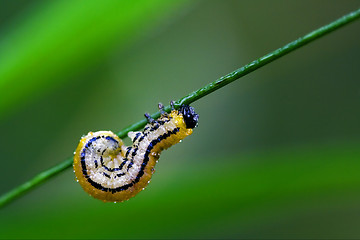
[127,162,133,171]
[133,132,141,142]
[134,127,180,183]
[105,136,118,144]
[100,156,124,172]
[137,135,145,144]
[125,147,131,158]
[81,128,180,193]
[127,147,139,170]
[118,160,127,170]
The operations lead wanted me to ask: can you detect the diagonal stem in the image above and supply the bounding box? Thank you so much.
[1,7,360,208]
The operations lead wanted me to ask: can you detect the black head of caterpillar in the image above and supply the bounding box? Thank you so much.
[179,105,199,129]
[73,103,198,202]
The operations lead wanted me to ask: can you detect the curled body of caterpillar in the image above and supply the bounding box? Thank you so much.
[73,104,199,202]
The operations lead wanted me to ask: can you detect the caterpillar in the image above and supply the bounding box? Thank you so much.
[73,103,199,202]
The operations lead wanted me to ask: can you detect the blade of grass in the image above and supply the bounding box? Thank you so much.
[1,7,360,208]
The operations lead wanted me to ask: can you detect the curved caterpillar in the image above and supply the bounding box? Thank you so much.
[73,104,199,202]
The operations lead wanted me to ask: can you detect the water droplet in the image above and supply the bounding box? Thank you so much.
[179,140,182,143]
[114,201,117,203]
[73,151,76,155]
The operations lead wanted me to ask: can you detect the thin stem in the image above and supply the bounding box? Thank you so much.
[1,8,360,208]
[0,158,73,206]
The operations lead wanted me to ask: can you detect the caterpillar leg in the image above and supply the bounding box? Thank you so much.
[144,112,155,123]
[158,102,165,115]
[170,100,175,110]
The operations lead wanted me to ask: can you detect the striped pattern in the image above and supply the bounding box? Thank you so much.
[73,109,195,202]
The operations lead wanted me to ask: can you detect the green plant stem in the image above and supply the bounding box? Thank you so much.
[1,8,360,208]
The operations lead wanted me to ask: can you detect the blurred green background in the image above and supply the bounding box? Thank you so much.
[1,0,360,239]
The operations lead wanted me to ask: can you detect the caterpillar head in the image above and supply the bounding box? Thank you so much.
[179,105,199,129]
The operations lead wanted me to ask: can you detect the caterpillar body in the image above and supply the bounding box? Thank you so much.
[73,104,199,202]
